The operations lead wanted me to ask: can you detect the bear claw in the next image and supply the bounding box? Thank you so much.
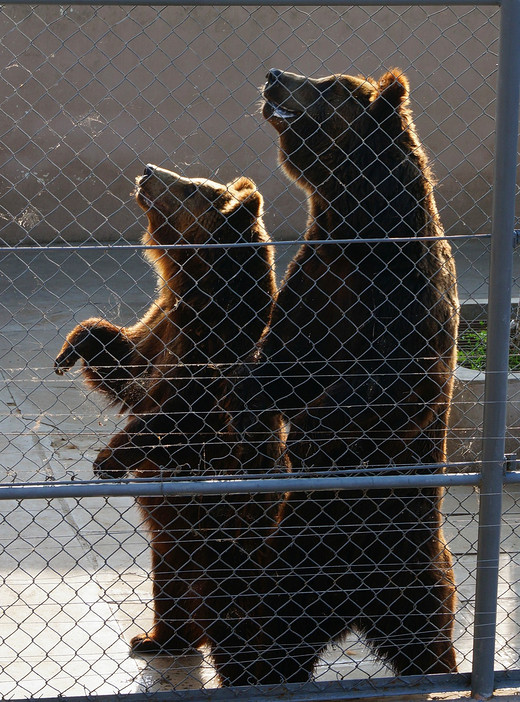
[54,348,79,374]
[130,633,198,656]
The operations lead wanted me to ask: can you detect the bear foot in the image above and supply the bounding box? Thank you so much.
[130,632,200,656]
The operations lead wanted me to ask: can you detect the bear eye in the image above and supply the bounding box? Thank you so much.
[320,78,338,92]
[321,80,351,104]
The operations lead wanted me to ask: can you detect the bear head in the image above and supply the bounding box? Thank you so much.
[262,69,420,191]
[135,164,265,264]
[262,69,438,239]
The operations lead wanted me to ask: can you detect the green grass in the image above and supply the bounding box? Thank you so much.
[458,325,520,371]
[458,328,487,371]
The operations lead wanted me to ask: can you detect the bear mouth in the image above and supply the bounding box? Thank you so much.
[135,176,155,209]
[264,101,300,121]
[140,193,154,208]
[135,187,155,211]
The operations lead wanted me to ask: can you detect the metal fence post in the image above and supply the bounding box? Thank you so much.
[471,0,520,697]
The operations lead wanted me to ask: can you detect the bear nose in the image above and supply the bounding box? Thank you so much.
[143,164,155,178]
[266,68,282,84]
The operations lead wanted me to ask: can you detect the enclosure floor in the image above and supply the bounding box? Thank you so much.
[1,241,520,697]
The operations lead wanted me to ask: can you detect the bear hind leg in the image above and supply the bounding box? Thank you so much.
[354,572,457,675]
[130,519,209,656]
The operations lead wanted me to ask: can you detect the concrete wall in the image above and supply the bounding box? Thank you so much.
[0,4,500,244]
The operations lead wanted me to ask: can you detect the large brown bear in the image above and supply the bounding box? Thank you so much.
[211,69,459,685]
[55,165,280,654]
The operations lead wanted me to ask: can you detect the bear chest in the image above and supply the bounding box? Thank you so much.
[277,256,385,360]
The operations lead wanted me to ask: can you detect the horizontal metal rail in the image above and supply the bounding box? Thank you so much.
[10,464,520,502]
[0,471,486,500]
[3,673,476,702]
[1,0,501,6]
[7,670,520,702]
[15,669,520,702]
[0,233,493,253]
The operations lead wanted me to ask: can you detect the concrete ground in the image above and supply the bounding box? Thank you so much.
[1,238,520,700]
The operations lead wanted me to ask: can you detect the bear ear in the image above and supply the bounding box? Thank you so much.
[227,177,263,218]
[369,69,410,118]
[231,176,255,194]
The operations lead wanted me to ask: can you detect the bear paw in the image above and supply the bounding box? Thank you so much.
[54,344,80,375]
[93,448,128,480]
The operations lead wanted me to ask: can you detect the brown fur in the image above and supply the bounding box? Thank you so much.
[211,70,459,685]
[55,165,280,653]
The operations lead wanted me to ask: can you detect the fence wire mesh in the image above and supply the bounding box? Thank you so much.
[1,3,520,701]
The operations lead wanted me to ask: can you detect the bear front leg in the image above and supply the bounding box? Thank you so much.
[286,373,446,472]
[55,318,137,404]
[93,413,173,479]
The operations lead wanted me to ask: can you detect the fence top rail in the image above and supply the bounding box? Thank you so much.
[0,0,501,6]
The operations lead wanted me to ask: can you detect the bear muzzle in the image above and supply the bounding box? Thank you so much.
[135,164,183,210]
[263,68,305,122]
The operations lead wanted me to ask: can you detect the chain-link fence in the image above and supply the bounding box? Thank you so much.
[1,1,520,700]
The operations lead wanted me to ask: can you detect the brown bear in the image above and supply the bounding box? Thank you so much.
[55,166,275,411]
[210,69,459,686]
[55,164,280,654]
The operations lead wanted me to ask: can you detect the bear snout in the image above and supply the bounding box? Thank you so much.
[135,164,157,191]
[265,68,283,84]
[263,69,311,124]
[136,164,169,207]
[265,68,306,88]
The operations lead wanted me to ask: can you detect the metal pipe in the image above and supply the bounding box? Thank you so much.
[1,0,500,6]
[0,233,491,253]
[471,0,520,697]
[22,673,474,702]
[0,472,480,501]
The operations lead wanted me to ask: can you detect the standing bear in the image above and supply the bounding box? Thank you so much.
[211,69,459,686]
[55,165,280,654]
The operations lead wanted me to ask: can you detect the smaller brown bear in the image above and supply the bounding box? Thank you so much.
[55,166,275,412]
[55,165,278,654]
